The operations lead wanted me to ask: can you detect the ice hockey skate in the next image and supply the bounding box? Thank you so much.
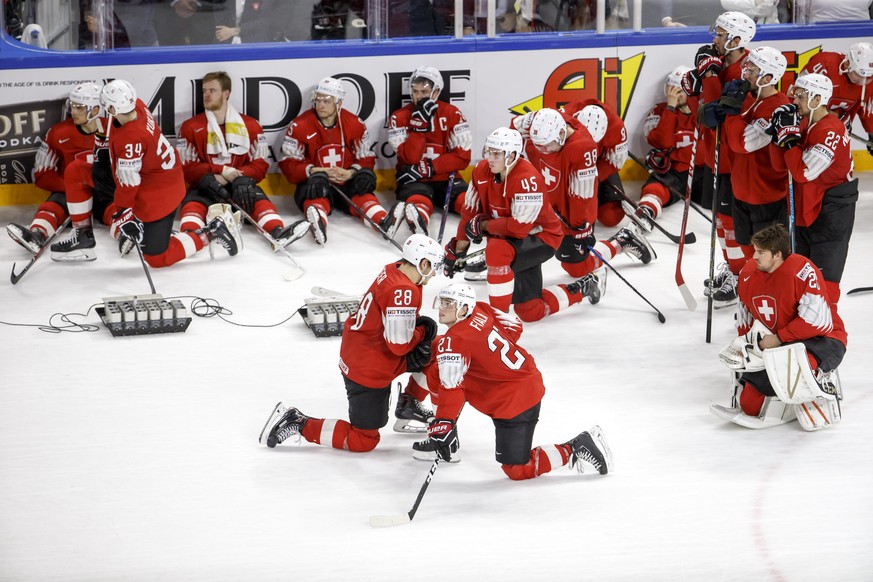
[50,227,96,262]
[271,220,311,248]
[259,402,310,448]
[404,203,428,235]
[620,200,654,233]
[463,251,487,282]
[703,263,732,297]
[711,271,738,309]
[198,209,243,256]
[306,206,328,245]
[393,390,434,433]
[7,223,47,254]
[610,226,656,264]
[567,269,607,305]
[565,425,613,475]
[380,202,407,240]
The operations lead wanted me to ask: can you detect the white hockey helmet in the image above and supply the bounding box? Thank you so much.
[665,65,693,93]
[573,104,608,143]
[435,283,477,320]
[529,108,567,147]
[402,233,445,280]
[712,11,756,52]
[68,82,103,121]
[483,127,523,169]
[101,79,137,115]
[745,46,787,87]
[410,66,444,95]
[793,73,833,111]
[312,76,346,102]
[840,41,873,79]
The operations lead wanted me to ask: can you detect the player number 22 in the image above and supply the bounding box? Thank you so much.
[487,328,525,370]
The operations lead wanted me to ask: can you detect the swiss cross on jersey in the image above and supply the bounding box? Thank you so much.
[423,144,444,160]
[537,160,561,193]
[316,144,347,168]
[826,97,855,123]
[675,130,695,149]
[752,295,778,328]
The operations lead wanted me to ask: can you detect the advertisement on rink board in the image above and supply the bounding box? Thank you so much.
[0,37,866,197]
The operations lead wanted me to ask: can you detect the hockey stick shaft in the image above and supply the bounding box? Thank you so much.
[847,287,873,295]
[133,240,157,295]
[705,125,721,344]
[628,150,712,223]
[849,131,871,146]
[674,122,699,311]
[370,457,441,527]
[10,217,72,285]
[329,184,404,252]
[588,245,666,323]
[788,174,796,253]
[436,173,455,245]
[602,179,695,244]
[226,199,304,270]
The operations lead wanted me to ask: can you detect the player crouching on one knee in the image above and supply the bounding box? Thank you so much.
[711,224,846,431]
[411,283,614,480]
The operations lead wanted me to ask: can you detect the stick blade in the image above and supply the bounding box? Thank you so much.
[678,283,698,311]
[283,267,305,282]
[369,513,412,528]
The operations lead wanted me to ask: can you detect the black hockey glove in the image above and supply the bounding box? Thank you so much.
[349,167,377,195]
[700,102,726,130]
[416,315,438,343]
[718,79,752,116]
[304,171,332,200]
[443,237,466,278]
[680,69,702,97]
[695,44,723,77]
[556,221,595,263]
[111,207,143,244]
[771,104,800,149]
[396,163,427,186]
[405,339,433,373]
[231,176,261,214]
[427,419,459,462]
[464,213,488,244]
[866,133,873,157]
[197,174,231,202]
[409,98,438,133]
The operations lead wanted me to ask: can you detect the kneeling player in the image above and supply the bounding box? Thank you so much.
[711,224,846,431]
[412,283,614,480]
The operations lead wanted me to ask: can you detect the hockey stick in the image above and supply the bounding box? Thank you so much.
[10,217,71,285]
[849,131,871,147]
[705,125,721,344]
[674,123,700,311]
[847,287,873,295]
[226,199,305,282]
[627,150,712,223]
[588,245,666,323]
[602,179,695,244]
[133,240,157,295]
[436,172,455,244]
[788,174,796,253]
[369,457,440,528]
[329,184,404,252]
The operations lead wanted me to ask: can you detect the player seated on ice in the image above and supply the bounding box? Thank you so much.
[278,77,397,245]
[711,224,846,431]
[411,283,614,480]
[176,71,307,250]
[259,234,444,453]
[444,127,607,323]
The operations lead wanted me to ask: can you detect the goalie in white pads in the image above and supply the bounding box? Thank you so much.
[712,224,846,431]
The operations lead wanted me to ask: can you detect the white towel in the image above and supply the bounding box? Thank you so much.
[205,104,249,158]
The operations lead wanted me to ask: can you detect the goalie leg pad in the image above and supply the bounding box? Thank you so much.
[764,343,835,405]
[795,398,841,431]
[710,397,797,429]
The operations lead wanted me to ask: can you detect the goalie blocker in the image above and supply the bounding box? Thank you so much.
[714,324,844,431]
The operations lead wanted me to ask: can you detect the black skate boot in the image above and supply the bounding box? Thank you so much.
[610,226,656,264]
[7,223,47,254]
[412,434,461,463]
[379,202,407,239]
[404,204,428,235]
[566,269,607,305]
[50,227,96,262]
[271,220,310,248]
[197,211,242,256]
[259,403,310,448]
[393,391,435,433]
[565,425,613,475]
[711,271,738,310]
[306,206,328,245]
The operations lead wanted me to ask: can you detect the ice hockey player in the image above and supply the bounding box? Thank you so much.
[444,126,606,323]
[682,11,756,307]
[411,283,614,480]
[7,84,102,254]
[51,80,242,265]
[712,224,846,431]
[513,108,655,281]
[278,76,396,245]
[387,65,472,235]
[769,73,858,302]
[260,234,444,453]
[177,71,306,248]
[706,46,791,308]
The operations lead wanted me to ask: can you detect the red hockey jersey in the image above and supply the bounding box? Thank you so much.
[425,302,546,421]
[700,50,748,172]
[736,253,847,346]
[278,108,375,185]
[108,100,185,221]
[338,262,427,388]
[456,158,562,249]
[643,100,699,173]
[177,112,269,186]
[388,101,472,180]
[33,119,96,193]
[801,51,873,133]
[562,99,628,179]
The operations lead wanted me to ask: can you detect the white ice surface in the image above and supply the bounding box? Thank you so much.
[1,178,871,582]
